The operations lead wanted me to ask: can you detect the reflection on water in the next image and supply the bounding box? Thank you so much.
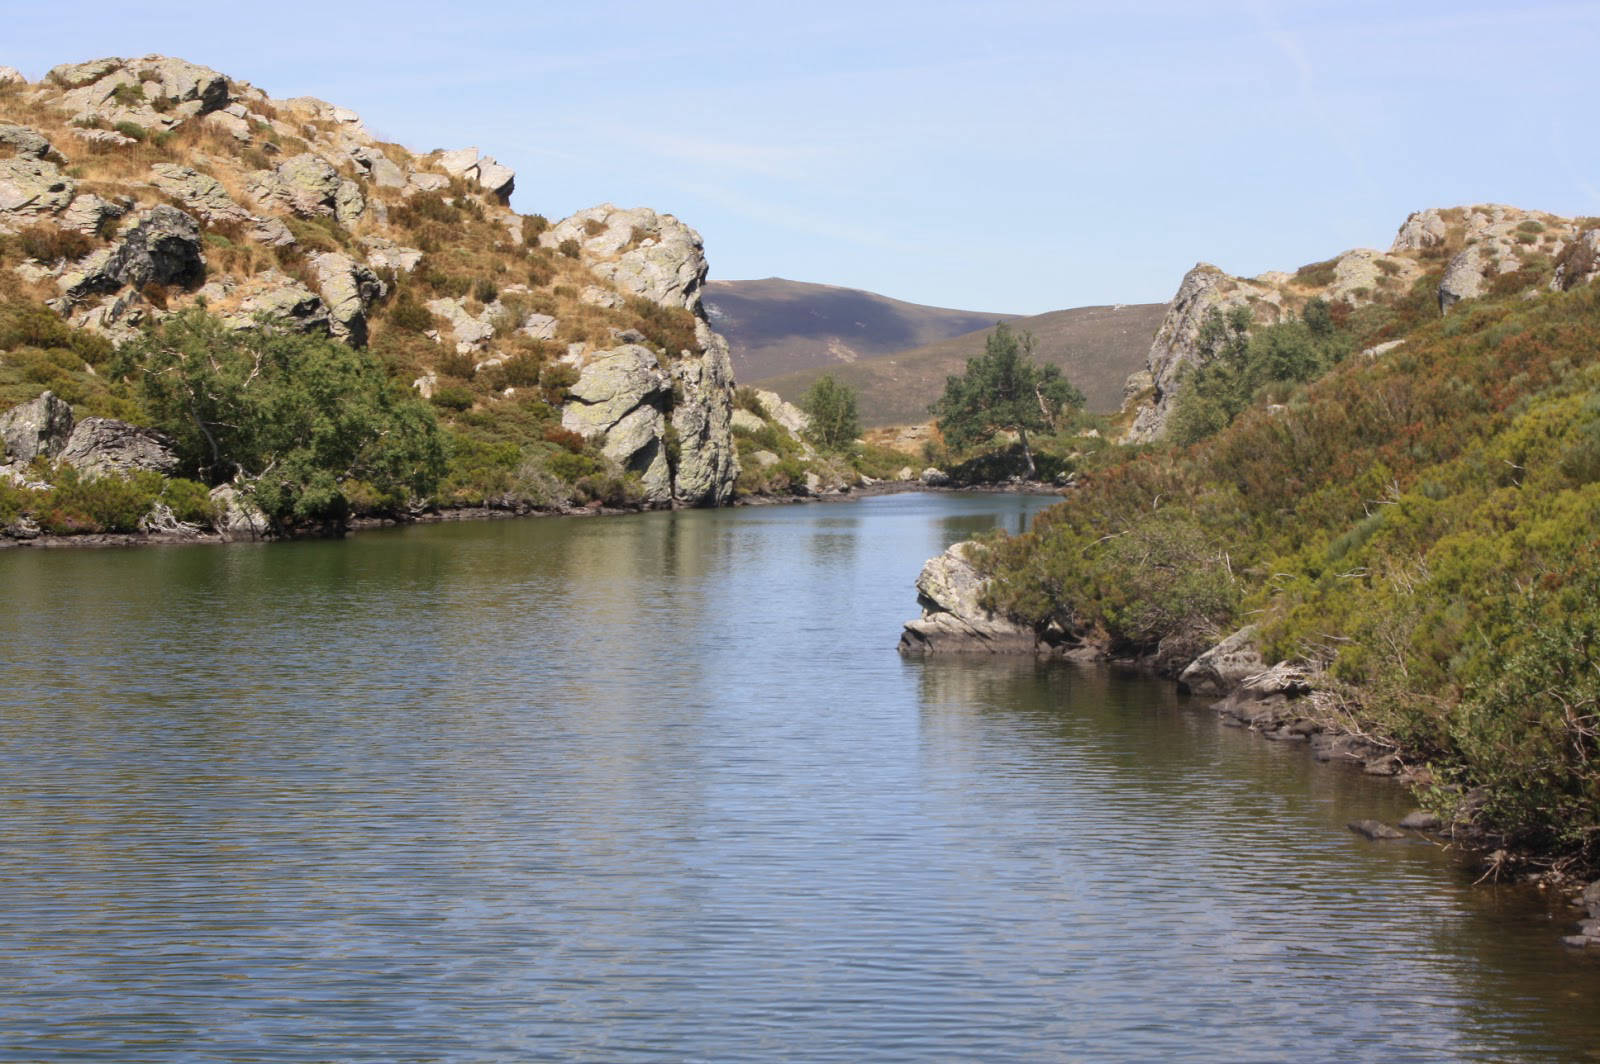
[1,493,1597,1062]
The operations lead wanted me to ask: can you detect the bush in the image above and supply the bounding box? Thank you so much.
[18,225,91,264]
[801,374,861,451]
[112,121,149,143]
[117,308,446,532]
[558,238,580,259]
[625,296,699,356]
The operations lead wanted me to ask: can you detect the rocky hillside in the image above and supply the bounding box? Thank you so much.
[758,302,1167,428]
[0,54,836,518]
[704,278,1014,381]
[1124,204,1593,441]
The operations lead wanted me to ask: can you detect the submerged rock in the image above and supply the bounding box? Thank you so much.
[1348,819,1407,841]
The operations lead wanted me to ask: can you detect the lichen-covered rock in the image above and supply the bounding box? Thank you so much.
[0,155,76,227]
[730,408,765,434]
[427,147,514,202]
[0,391,75,464]
[310,251,384,345]
[250,153,363,224]
[1178,625,1265,696]
[231,272,329,333]
[59,204,203,302]
[59,193,129,237]
[209,484,268,539]
[349,145,407,189]
[898,542,1041,653]
[561,345,673,503]
[59,417,179,478]
[0,123,51,159]
[50,56,232,133]
[1438,244,1485,313]
[364,238,423,274]
[670,325,739,506]
[543,205,708,312]
[1390,209,1449,252]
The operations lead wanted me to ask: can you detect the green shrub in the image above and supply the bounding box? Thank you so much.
[112,121,149,143]
[558,238,580,259]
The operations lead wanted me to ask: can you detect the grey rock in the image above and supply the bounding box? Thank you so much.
[1178,625,1264,696]
[234,274,329,334]
[580,285,622,308]
[0,123,52,159]
[543,205,707,312]
[0,67,24,87]
[1583,879,1600,918]
[310,251,384,345]
[364,239,424,274]
[755,389,809,436]
[898,541,1041,654]
[1562,935,1598,950]
[250,153,362,222]
[0,392,75,464]
[670,327,739,506]
[920,467,951,486]
[59,205,203,302]
[59,417,178,478]
[59,193,129,237]
[519,313,558,340]
[425,297,496,352]
[1398,810,1443,831]
[1438,245,1485,312]
[560,345,673,503]
[0,155,76,223]
[209,484,267,539]
[1348,820,1407,841]
[730,408,766,434]
[1391,209,1449,252]
[349,145,407,189]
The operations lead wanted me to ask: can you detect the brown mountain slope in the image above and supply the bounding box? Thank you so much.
[704,278,1016,381]
[753,303,1169,428]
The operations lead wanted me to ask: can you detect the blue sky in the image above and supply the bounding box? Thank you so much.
[9,1,1600,314]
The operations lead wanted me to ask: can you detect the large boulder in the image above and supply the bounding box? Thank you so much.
[1178,625,1266,696]
[249,153,364,224]
[1122,263,1285,442]
[59,418,179,478]
[428,147,514,202]
[898,542,1042,653]
[542,205,708,313]
[670,325,739,506]
[425,297,496,352]
[310,251,385,345]
[755,389,809,436]
[0,392,75,465]
[0,155,76,228]
[59,204,204,301]
[47,56,232,132]
[0,123,52,159]
[231,272,330,334]
[1438,245,1485,313]
[561,345,674,503]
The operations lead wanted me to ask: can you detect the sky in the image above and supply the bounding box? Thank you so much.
[9,1,1600,314]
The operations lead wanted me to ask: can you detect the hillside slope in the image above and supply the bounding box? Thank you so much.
[754,302,1167,427]
[0,54,843,532]
[934,205,1600,872]
[703,277,1015,381]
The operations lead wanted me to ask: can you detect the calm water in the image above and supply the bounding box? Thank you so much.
[1,492,1597,1062]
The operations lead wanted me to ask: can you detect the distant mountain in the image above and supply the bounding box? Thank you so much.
[752,303,1169,428]
[704,278,1016,381]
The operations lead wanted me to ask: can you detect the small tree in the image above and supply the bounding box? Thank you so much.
[800,374,860,451]
[117,308,446,532]
[929,323,1084,477]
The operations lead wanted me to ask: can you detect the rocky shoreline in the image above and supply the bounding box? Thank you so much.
[897,539,1600,948]
[0,479,1063,551]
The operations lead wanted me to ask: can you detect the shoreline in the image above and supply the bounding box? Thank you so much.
[0,479,1065,551]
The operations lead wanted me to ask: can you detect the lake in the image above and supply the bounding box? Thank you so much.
[1,492,1597,1061]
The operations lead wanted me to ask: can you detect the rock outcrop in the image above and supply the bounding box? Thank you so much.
[542,205,708,313]
[1123,205,1585,441]
[1177,625,1265,696]
[898,542,1043,653]
[58,417,179,478]
[669,325,738,505]
[560,345,674,503]
[310,252,384,345]
[0,391,75,465]
[0,391,177,478]
[59,204,204,302]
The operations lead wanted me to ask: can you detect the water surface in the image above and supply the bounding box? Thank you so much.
[1,493,1597,1061]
